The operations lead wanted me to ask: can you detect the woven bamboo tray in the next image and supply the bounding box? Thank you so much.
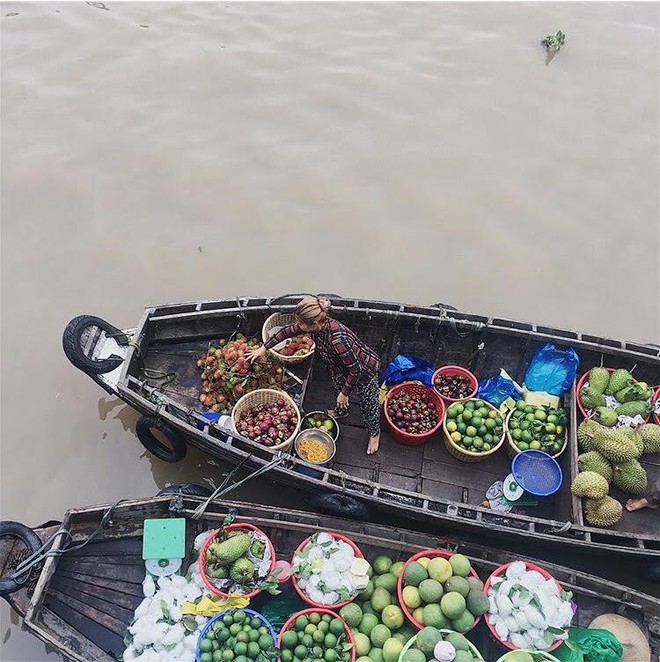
[262,312,315,365]
[231,388,300,451]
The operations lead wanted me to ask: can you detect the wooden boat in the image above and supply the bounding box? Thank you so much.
[62,295,660,560]
[1,495,658,662]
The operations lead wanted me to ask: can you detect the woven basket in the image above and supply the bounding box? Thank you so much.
[504,408,568,459]
[384,381,445,446]
[442,398,505,462]
[262,312,315,365]
[231,388,301,451]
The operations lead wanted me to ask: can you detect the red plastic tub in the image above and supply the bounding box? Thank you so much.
[653,386,660,425]
[384,382,446,446]
[278,608,356,662]
[290,533,364,610]
[199,523,276,598]
[576,369,651,422]
[483,561,566,652]
[432,365,478,402]
[396,549,482,631]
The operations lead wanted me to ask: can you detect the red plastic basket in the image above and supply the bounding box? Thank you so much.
[576,369,651,422]
[396,549,482,631]
[483,561,566,652]
[431,366,478,402]
[290,533,363,610]
[384,382,446,446]
[278,608,356,662]
[199,523,276,598]
[653,386,660,425]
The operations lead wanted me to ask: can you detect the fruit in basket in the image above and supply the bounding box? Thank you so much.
[577,420,600,451]
[592,406,618,427]
[508,401,567,454]
[433,373,474,400]
[386,390,440,435]
[445,400,503,453]
[615,400,651,418]
[403,628,482,662]
[605,368,634,395]
[588,367,611,394]
[583,495,623,527]
[638,423,660,453]
[211,533,251,564]
[579,386,606,410]
[303,412,336,436]
[236,399,299,446]
[570,471,609,498]
[280,612,352,662]
[198,610,276,662]
[230,557,256,582]
[276,333,314,357]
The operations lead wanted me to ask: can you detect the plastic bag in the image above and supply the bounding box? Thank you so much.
[553,626,623,662]
[477,373,522,407]
[524,343,580,396]
[381,355,434,387]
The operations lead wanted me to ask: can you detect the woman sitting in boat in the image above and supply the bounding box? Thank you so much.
[245,295,382,455]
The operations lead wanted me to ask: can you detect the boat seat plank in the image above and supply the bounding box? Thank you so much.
[52,574,143,612]
[58,558,146,583]
[45,590,129,635]
[331,463,374,483]
[378,471,420,493]
[64,538,143,558]
[43,595,127,656]
[47,579,136,623]
[57,569,145,596]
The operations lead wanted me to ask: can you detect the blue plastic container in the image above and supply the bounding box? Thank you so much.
[512,450,563,497]
[196,608,277,662]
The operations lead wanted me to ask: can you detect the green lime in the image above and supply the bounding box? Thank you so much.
[313,630,325,644]
[235,642,248,656]
[247,642,261,659]
[325,650,338,662]
[309,613,321,625]
[294,646,307,659]
[324,633,338,649]
[446,420,457,433]
[200,654,213,662]
[236,632,249,643]
[466,426,477,437]
[230,624,243,636]
[222,651,234,662]
[296,616,309,631]
[305,624,317,635]
[282,631,299,649]
[233,610,246,622]
[282,652,294,662]
[329,618,345,637]
[248,630,260,642]
[302,634,314,648]
[201,639,214,653]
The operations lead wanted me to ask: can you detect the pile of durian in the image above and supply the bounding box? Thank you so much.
[579,367,652,425]
[570,420,660,527]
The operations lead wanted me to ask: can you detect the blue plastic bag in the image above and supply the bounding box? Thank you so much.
[477,374,522,407]
[381,355,434,387]
[524,343,580,396]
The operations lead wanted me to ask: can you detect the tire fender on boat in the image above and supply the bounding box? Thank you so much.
[309,493,372,521]
[156,484,211,498]
[0,521,42,598]
[62,315,128,375]
[136,416,187,463]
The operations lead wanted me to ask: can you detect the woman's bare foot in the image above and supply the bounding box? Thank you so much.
[625,498,658,512]
[367,434,380,455]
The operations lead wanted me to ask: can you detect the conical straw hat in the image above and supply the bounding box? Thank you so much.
[589,613,650,662]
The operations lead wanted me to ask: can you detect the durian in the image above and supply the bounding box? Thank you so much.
[577,420,601,451]
[638,423,660,454]
[579,386,606,410]
[605,368,634,395]
[593,426,638,462]
[612,460,648,496]
[584,496,623,527]
[592,407,618,427]
[618,426,643,458]
[578,451,613,483]
[570,471,609,498]
[588,367,611,395]
[615,400,650,418]
[615,383,652,403]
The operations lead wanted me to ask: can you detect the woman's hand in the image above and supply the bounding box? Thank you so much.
[245,345,267,363]
[336,392,349,409]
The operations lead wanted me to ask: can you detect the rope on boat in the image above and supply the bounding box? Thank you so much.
[7,500,126,581]
[190,453,287,521]
[548,521,572,534]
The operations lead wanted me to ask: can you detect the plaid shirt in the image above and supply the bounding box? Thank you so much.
[265,319,380,397]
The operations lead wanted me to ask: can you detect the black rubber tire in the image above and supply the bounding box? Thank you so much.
[136,416,187,463]
[309,493,372,521]
[0,522,43,597]
[62,315,128,375]
[157,484,212,498]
